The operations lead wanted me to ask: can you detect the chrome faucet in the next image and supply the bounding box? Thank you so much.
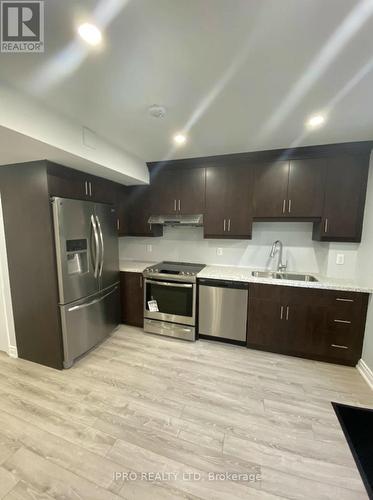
[270,240,287,272]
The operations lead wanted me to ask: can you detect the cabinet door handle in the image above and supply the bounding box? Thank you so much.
[117,218,120,231]
[178,199,181,211]
[288,199,292,213]
[282,199,286,214]
[228,219,231,232]
[85,181,88,196]
[280,306,284,320]
[139,276,143,288]
[223,219,226,232]
[324,218,328,233]
[334,319,352,324]
[331,344,348,350]
[89,182,92,197]
[286,305,289,321]
[336,298,354,303]
[174,200,177,211]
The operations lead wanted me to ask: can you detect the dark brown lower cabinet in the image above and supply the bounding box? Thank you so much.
[247,286,290,350]
[247,284,368,366]
[120,272,144,327]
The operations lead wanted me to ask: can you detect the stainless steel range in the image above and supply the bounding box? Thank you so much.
[143,261,205,341]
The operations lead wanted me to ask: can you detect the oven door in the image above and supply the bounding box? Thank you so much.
[144,279,196,326]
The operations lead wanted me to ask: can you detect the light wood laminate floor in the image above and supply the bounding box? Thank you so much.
[0,325,372,499]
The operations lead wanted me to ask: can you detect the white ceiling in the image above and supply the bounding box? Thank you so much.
[0,0,373,162]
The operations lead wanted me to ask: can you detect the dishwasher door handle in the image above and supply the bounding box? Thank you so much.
[199,279,248,290]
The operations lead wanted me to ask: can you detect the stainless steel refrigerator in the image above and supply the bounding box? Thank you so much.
[52,197,120,368]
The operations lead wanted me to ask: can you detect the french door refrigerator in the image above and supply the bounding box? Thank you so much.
[52,197,120,368]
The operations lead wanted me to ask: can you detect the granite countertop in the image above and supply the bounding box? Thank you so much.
[119,260,373,293]
[119,260,156,273]
[197,265,373,294]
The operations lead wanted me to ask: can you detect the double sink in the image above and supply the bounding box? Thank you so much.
[252,271,318,282]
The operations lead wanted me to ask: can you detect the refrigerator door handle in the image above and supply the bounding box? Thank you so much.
[96,215,104,278]
[68,286,119,312]
[90,215,100,278]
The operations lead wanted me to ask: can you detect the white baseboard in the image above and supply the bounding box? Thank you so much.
[7,345,18,358]
[357,359,373,391]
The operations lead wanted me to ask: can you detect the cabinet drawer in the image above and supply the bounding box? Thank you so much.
[329,291,363,309]
[331,291,360,303]
[327,293,368,328]
[327,321,355,348]
[327,312,356,330]
[332,300,359,320]
[325,341,354,363]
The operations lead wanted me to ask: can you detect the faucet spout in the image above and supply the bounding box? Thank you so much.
[270,240,287,272]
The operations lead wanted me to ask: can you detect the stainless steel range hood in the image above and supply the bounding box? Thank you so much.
[148,214,204,227]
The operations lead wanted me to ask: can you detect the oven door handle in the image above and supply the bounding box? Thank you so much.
[145,279,193,288]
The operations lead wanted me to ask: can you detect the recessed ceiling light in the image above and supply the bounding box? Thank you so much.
[173,133,187,145]
[306,114,326,129]
[78,23,102,46]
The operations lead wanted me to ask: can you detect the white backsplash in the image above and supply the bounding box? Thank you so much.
[119,221,359,279]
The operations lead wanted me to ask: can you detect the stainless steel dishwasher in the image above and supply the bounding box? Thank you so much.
[198,279,248,343]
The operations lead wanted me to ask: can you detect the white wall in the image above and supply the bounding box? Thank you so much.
[325,242,359,280]
[0,85,149,185]
[0,266,8,353]
[119,221,358,279]
[0,195,17,357]
[356,155,373,375]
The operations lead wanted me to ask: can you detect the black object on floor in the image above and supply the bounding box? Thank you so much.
[332,402,373,499]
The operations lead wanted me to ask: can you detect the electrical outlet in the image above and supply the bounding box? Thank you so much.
[146,244,152,253]
[217,248,223,256]
[336,253,345,265]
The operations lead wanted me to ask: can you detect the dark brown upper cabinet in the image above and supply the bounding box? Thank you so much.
[47,163,119,205]
[151,169,179,215]
[126,184,163,237]
[253,161,289,218]
[88,176,120,205]
[151,167,205,215]
[254,159,324,218]
[287,159,324,217]
[117,186,129,236]
[179,167,206,214]
[47,164,88,200]
[147,141,372,243]
[204,164,253,239]
[312,155,369,242]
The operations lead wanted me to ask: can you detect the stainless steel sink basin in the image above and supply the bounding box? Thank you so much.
[252,271,318,282]
[280,273,318,282]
